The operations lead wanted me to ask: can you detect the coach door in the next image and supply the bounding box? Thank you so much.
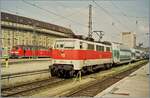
[112,43,120,63]
[79,42,87,65]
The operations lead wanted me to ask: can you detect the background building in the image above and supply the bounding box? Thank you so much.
[1,12,74,53]
[122,32,136,48]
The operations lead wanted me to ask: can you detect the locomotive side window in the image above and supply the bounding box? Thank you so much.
[96,45,104,51]
[96,45,100,51]
[88,44,94,50]
[106,47,110,51]
[101,46,104,51]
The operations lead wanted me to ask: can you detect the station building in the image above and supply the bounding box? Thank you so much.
[122,32,136,48]
[1,12,74,53]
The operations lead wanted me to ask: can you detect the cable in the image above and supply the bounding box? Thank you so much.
[54,1,88,16]
[92,0,132,32]
[51,2,89,23]
[111,1,134,31]
[22,0,88,28]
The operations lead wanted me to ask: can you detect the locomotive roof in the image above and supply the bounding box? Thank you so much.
[55,38,112,46]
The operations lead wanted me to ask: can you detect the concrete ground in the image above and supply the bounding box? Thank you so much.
[95,63,149,98]
[1,58,51,65]
[1,59,52,88]
[1,59,52,75]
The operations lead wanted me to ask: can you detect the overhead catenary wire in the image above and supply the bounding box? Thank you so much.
[22,0,88,28]
[54,1,88,16]
[92,5,122,34]
[51,2,89,23]
[92,0,133,32]
[91,4,123,38]
[111,1,135,32]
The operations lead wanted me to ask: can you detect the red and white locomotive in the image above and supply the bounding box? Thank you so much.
[50,38,112,77]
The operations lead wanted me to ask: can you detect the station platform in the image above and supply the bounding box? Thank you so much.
[1,58,52,75]
[95,63,149,98]
[1,58,51,66]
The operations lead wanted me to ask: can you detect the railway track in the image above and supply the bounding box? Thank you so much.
[1,58,51,66]
[1,77,64,97]
[63,60,148,97]
[1,60,148,97]
[1,69,49,80]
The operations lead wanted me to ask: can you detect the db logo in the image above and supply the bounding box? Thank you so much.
[60,50,65,58]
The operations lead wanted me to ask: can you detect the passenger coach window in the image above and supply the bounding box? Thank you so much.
[88,44,94,50]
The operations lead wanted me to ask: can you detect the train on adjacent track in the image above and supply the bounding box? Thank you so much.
[49,38,148,78]
[9,45,52,58]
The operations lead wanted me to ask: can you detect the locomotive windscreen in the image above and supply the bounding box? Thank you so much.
[54,40,75,49]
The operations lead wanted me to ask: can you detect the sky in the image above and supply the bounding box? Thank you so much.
[1,0,149,47]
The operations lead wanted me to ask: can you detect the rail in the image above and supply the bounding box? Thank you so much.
[1,69,49,79]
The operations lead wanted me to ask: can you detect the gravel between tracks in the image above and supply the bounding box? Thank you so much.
[32,60,148,97]
[1,60,147,97]
[64,61,148,97]
[1,77,64,97]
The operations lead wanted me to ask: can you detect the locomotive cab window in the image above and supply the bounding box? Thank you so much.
[54,40,75,49]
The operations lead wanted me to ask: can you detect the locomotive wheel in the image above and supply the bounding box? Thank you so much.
[50,68,56,76]
[109,64,112,68]
[81,69,87,75]
[104,64,110,69]
[57,69,63,78]
[63,70,69,78]
[87,66,94,74]
[70,70,75,77]
[63,70,74,78]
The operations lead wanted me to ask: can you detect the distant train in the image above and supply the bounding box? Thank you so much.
[0,47,9,59]
[49,38,148,78]
[10,45,52,58]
